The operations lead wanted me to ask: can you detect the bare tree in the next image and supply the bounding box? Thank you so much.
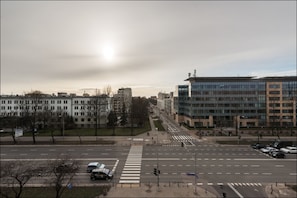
[48,157,80,198]
[86,94,109,136]
[19,91,45,144]
[107,110,117,136]
[102,85,112,96]
[0,161,42,198]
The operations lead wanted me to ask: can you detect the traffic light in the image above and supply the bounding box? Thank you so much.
[154,168,157,176]
[153,168,160,176]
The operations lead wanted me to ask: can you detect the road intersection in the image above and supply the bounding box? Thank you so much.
[1,112,296,197]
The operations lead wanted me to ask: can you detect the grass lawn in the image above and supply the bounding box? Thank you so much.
[0,186,111,198]
[23,120,151,137]
[153,119,165,131]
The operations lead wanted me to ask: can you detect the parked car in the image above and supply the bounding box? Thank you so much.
[270,151,285,158]
[280,146,297,154]
[268,148,279,156]
[260,146,277,154]
[90,168,113,181]
[87,162,105,173]
[251,143,265,149]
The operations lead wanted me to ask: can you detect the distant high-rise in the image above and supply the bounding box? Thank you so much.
[113,88,132,116]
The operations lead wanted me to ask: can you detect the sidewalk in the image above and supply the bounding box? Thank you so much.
[106,183,217,198]
[265,183,297,198]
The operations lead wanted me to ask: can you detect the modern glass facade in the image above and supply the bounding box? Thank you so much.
[175,76,297,128]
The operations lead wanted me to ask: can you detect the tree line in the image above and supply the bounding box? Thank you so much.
[0,91,150,143]
[0,157,80,198]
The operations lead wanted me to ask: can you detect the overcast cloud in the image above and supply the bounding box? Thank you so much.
[1,1,296,97]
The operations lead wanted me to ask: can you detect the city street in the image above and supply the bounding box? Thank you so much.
[1,142,296,197]
[1,110,296,197]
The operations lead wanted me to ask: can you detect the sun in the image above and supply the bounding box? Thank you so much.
[102,45,115,61]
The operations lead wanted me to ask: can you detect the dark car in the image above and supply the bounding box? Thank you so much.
[251,143,265,149]
[271,151,285,158]
[90,168,113,181]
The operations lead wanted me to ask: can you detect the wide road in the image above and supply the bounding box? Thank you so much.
[1,142,296,197]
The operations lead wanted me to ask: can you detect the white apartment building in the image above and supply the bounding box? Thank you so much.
[0,92,111,128]
[157,92,173,115]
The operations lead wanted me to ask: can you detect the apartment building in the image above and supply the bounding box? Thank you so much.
[113,88,132,116]
[157,92,173,115]
[0,92,111,129]
[174,76,297,128]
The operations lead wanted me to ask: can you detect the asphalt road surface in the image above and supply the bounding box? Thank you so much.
[1,142,296,198]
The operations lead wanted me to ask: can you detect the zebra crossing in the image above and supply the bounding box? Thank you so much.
[191,182,263,187]
[229,182,262,187]
[119,145,143,185]
[172,135,196,142]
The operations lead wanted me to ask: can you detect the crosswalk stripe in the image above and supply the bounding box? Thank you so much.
[119,145,143,185]
[185,182,263,186]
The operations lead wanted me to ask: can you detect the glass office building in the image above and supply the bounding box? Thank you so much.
[174,76,297,128]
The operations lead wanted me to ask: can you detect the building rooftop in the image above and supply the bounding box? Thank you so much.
[185,76,297,82]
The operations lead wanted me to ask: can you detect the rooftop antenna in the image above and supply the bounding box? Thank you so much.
[194,69,196,77]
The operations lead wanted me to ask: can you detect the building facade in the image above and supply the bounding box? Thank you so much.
[113,88,132,117]
[174,76,297,128]
[0,92,111,129]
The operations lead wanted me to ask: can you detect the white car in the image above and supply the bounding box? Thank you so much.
[87,162,105,173]
[260,146,277,154]
[280,146,297,154]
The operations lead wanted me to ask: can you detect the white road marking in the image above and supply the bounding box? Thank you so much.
[228,183,244,198]
[275,165,284,167]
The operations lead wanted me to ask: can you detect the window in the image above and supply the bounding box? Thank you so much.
[269,91,280,95]
[269,84,280,89]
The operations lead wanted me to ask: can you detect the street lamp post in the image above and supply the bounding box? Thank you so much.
[194,152,197,194]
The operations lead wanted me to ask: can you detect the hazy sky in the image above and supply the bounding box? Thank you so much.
[1,1,296,97]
